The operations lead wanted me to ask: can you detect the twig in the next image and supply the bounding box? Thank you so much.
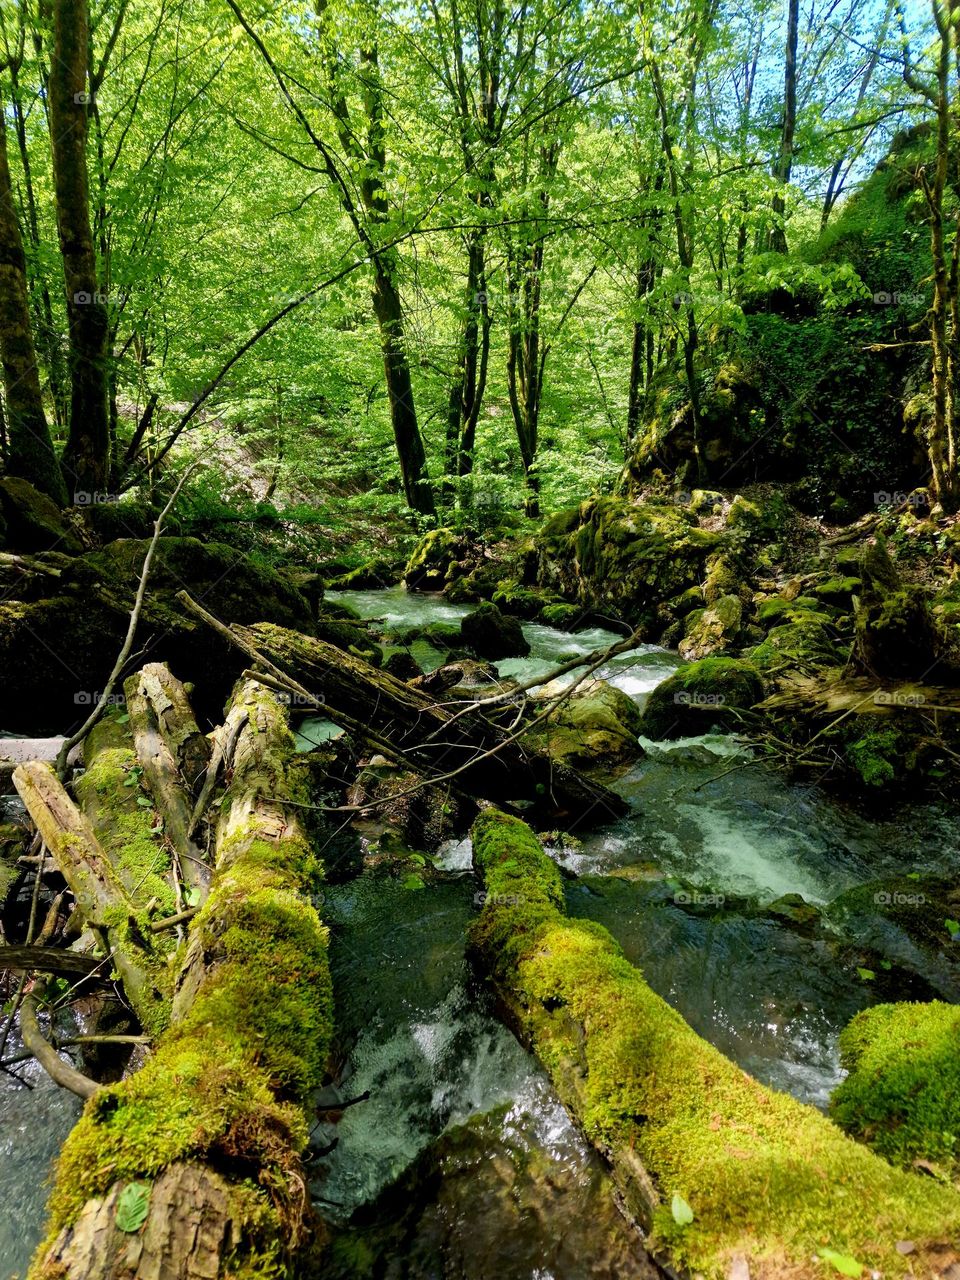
[55,462,202,779]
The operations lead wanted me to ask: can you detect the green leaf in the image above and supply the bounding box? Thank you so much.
[817,1246,863,1276]
[116,714,130,724]
[184,886,202,908]
[670,1193,694,1226]
[116,1182,151,1233]
[946,919,960,938]
[136,796,153,808]
[856,968,875,981]
[401,873,425,891]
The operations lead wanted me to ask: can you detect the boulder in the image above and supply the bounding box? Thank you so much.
[0,477,82,553]
[459,603,530,660]
[639,657,764,740]
[747,613,841,673]
[404,527,471,591]
[537,496,719,625]
[831,1002,960,1172]
[852,539,942,679]
[678,594,743,661]
[529,678,644,772]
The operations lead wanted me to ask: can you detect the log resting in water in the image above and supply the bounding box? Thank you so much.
[469,809,960,1279]
[25,677,333,1280]
[177,593,628,825]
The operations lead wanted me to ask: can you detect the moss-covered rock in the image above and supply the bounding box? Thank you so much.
[537,496,719,625]
[460,603,530,660]
[469,810,960,1277]
[327,556,401,590]
[0,477,82,553]
[527,679,644,774]
[853,538,943,679]
[747,613,842,673]
[540,601,586,630]
[639,657,763,739]
[404,528,469,591]
[831,1001,960,1172]
[678,594,742,661]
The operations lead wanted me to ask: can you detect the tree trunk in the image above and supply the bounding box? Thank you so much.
[24,678,333,1280]
[769,0,799,253]
[184,609,629,825]
[371,261,435,516]
[469,809,960,1275]
[48,0,111,499]
[0,101,67,504]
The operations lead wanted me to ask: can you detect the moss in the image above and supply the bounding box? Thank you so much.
[540,601,584,630]
[403,527,465,590]
[459,603,530,660]
[639,657,763,740]
[844,726,903,787]
[536,496,720,625]
[74,742,177,916]
[747,614,841,673]
[831,1002,960,1172]
[470,811,960,1277]
[678,594,742,660]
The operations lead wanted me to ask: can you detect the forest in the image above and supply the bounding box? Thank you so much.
[1,0,960,1276]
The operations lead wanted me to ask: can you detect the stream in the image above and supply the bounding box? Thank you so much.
[3,584,960,1277]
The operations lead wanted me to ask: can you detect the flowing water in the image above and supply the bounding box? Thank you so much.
[3,586,960,1276]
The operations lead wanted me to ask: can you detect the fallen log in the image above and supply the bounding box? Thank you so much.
[12,762,170,1034]
[74,714,180,920]
[29,677,333,1280]
[20,987,100,1100]
[469,809,960,1278]
[178,593,628,824]
[124,663,211,896]
[0,945,108,980]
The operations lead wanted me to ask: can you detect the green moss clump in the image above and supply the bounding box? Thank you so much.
[469,810,960,1277]
[747,613,841,672]
[844,726,903,787]
[639,657,763,740]
[831,1001,960,1171]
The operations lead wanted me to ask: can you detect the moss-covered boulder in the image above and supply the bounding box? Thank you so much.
[326,556,401,590]
[678,594,743,661]
[639,657,763,740]
[853,539,943,679]
[404,527,470,591]
[0,477,82,553]
[0,538,321,732]
[540,601,586,631]
[460,603,529,660]
[537,496,719,625]
[747,613,842,673]
[831,1001,960,1172]
[528,678,644,773]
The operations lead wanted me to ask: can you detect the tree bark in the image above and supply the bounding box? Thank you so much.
[469,809,960,1275]
[25,678,333,1280]
[124,663,212,898]
[769,0,799,253]
[0,96,67,504]
[48,0,111,499]
[183,608,629,824]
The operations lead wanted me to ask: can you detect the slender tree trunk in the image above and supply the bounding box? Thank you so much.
[444,232,490,503]
[770,0,799,253]
[0,102,67,504]
[48,0,111,499]
[372,261,435,515]
[9,63,69,429]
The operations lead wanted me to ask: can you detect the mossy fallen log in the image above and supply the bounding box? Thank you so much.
[124,662,211,897]
[12,760,171,1034]
[469,809,960,1279]
[27,678,333,1280]
[195,609,628,824]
